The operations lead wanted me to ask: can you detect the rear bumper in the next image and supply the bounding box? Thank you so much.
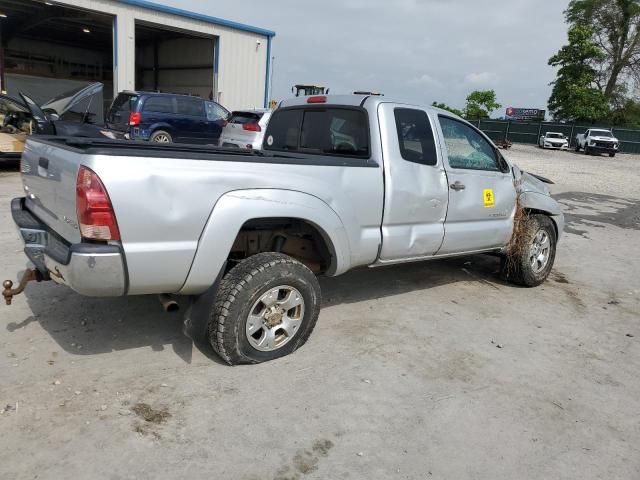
[11,197,127,296]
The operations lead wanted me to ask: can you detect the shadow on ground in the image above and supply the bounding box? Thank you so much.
[7,254,509,364]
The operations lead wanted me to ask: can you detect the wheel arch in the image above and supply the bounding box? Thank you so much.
[178,189,352,295]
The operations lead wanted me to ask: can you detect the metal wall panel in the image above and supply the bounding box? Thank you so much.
[51,0,272,110]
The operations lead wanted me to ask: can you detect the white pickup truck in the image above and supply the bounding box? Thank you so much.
[575,128,620,157]
[5,94,564,365]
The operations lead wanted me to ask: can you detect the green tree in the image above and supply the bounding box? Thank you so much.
[431,101,464,117]
[548,25,610,122]
[463,90,501,119]
[566,0,640,102]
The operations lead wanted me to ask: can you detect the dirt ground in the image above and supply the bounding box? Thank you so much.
[1,145,639,480]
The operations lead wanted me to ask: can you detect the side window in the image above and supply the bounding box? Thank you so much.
[394,108,437,166]
[176,97,205,117]
[205,101,229,121]
[264,109,303,150]
[438,116,499,171]
[143,96,174,114]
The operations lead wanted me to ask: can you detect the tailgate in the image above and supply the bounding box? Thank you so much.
[21,138,83,244]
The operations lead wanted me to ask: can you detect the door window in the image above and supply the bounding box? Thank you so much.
[143,96,174,114]
[176,97,205,117]
[205,101,230,121]
[394,108,437,166]
[438,116,499,171]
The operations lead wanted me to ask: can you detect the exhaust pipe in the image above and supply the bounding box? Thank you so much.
[158,294,179,313]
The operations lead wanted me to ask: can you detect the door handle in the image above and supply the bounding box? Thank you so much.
[450,181,466,191]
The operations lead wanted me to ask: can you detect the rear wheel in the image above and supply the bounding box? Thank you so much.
[150,130,173,143]
[209,252,321,365]
[502,214,557,287]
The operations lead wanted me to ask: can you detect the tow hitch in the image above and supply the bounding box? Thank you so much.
[3,269,46,305]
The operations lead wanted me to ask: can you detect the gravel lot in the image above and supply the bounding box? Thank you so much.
[1,145,639,479]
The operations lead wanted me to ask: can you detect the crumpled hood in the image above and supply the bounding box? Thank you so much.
[512,164,551,196]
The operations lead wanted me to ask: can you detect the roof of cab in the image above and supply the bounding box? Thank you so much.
[278,94,464,120]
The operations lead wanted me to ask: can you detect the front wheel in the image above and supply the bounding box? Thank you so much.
[503,214,557,287]
[209,252,321,365]
[609,152,616,158]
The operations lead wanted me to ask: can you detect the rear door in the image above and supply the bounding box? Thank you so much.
[435,115,516,254]
[107,92,138,132]
[377,104,448,261]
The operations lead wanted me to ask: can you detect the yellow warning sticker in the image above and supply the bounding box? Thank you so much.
[483,189,495,208]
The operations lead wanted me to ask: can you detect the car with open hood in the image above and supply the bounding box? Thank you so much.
[0,83,123,161]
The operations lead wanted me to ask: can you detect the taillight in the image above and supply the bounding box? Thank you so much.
[307,96,327,104]
[129,112,141,126]
[76,166,120,241]
[243,123,261,132]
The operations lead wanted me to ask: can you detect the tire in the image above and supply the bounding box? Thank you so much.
[584,146,590,155]
[503,214,557,287]
[150,130,173,143]
[575,143,580,152]
[609,152,616,158]
[209,252,321,365]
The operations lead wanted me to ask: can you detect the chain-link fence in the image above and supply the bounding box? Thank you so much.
[470,119,640,154]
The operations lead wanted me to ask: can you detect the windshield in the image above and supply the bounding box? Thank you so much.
[591,130,613,137]
[547,133,564,139]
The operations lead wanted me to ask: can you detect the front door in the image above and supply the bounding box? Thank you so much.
[377,104,449,262]
[435,115,516,254]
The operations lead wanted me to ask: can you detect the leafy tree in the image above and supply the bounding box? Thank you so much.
[566,0,640,102]
[548,25,610,122]
[431,101,464,117]
[612,98,640,126]
[463,90,501,119]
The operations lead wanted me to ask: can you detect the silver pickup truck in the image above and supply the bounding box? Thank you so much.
[5,94,564,365]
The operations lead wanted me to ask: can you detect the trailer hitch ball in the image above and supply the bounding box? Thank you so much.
[3,270,44,306]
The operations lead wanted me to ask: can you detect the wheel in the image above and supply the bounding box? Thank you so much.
[609,152,616,158]
[502,214,557,287]
[209,252,321,365]
[150,130,173,143]
[584,146,590,155]
[575,143,580,152]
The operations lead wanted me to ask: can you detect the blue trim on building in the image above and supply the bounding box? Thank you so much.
[118,0,276,37]
[113,17,118,67]
[264,36,272,108]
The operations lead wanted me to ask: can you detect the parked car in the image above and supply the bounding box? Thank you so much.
[575,129,619,157]
[107,91,230,144]
[5,94,564,365]
[539,132,569,150]
[218,109,272,150]
[0,83,122,161]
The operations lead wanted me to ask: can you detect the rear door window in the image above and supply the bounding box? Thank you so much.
[176,97,205,117]
[265,107,369,158]
[143,96,174,114]
[394,108,437,165]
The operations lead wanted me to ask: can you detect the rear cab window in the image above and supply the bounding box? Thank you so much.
[264,107,369,158]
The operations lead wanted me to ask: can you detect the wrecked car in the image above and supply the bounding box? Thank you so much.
[5,94,564,365]
[0,83,123,160]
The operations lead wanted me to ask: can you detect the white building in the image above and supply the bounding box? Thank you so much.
[0,0,275,111]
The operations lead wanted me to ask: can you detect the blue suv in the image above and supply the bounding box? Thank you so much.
[107,91,230,144]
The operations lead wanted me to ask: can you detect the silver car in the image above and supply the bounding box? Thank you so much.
[218,109,272,150]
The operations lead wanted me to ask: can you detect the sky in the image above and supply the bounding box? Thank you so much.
[162,0,571,115]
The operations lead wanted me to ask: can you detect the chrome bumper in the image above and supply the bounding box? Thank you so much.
[11,197,127,296]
